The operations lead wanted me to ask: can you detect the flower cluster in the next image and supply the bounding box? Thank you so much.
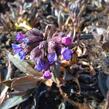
[12,28,73,79]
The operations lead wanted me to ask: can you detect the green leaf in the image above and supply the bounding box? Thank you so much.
[11,76,40,91]
[0,96,28,109]
[8,52,42,77]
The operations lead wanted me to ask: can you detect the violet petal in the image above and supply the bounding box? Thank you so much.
[16,32,25,42]
[47,52,57,64]
[18,51,26,60]
[35,58,49,71]
[12,44,22,54]
[61,48,73,60]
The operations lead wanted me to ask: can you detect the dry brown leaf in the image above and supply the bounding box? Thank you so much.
[77,103,91,109]
[76,46,83,57]
[102,41,109,52]
[71,53,78,64]
[89,65,96,75]
[0,79,13,87]
[79,60,90,66]
[45,79,53,87]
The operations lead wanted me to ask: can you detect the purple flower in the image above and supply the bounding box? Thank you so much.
[12,43,26,60]
[22,38,30,45]
[47,52,57,64]
[18,50,26,60]
[16,33,25,42]
[35,58,49,71]
[61,47,73,61]
[43,70,52,79]
[62,36,72,46]
[30,46,42,60]
[12,44,22,54]
[52,36,62,44]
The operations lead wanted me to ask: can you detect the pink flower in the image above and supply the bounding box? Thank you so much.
[43,70,52,79]
[62,36,72,46]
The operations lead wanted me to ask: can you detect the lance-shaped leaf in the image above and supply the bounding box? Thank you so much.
[0,95,29,109]
[0,60,12,105]
[8,52,43,77]
[11,76,42,91]
[1,76,46,92]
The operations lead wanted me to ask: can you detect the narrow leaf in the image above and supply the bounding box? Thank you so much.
[8,52,42,77]
[0,96,28,109]
[11,76,41,91]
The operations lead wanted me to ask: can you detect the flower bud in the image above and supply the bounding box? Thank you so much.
[24,28,44,45]
[30,46,42,60]
[43,70,52,79]
[62,36,72,46]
